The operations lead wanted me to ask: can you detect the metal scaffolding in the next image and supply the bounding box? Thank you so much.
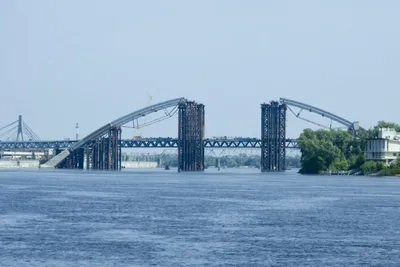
[108,126,122,170]
[56,126,122,171]
[178,101,205,171]
[87,127,121,171]
[261,101,287,172]
[55,147,84,169]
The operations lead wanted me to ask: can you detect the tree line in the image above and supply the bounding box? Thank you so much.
[298,121,400,176]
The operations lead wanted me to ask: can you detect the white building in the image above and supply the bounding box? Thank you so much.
[365,128,400,164]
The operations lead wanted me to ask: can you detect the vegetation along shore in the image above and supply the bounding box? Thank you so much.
[298,121,400,176]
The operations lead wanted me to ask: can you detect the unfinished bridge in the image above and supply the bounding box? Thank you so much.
[0,97,361,172]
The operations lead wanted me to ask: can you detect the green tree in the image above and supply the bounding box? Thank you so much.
[298,136,344,174]
[360,161,386,175]
[348,154,365,170]
[331,160,348,171]
[360,161,378,175]
[395,155,400,167]
[298,128,364,174]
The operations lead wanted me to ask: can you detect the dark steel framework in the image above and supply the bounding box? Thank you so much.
[178,101,205,171]
[56,127,122,170]
[0,138,299,150]
[41,97,185,169]
[261,101,287,172]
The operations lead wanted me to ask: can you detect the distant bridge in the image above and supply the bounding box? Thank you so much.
[0,137,299,150]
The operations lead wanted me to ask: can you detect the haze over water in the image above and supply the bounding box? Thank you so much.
[0,169,399,266]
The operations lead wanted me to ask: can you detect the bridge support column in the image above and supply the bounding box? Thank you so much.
[91,141,98,169]
[108,126,121,171]
[215,158,221,171]
[57,148,84,169]
[76,148,85,169]
[85,128,121,171]
[261,101,287,172]
[90,137,108,170]
[178,101,205,172]
[84,144,91,169]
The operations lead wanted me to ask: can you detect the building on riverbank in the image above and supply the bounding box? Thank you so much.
[365,128,400,165]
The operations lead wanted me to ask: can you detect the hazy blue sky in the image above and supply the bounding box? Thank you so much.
[1,0,399,140]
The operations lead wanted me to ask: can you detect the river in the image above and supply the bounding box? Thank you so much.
[0,168,399,266]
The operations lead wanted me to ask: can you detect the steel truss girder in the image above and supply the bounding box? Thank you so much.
[261,101,287,172]
[0,138,299,149]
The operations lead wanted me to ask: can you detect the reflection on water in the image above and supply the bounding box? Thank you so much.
[0,169,399,266]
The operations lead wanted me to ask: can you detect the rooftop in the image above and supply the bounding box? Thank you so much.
[378,128,400,141]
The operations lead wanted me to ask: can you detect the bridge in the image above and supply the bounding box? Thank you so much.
[0,97,360,172]
[0,138,299,150]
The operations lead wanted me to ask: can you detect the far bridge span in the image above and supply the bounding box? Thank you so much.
[0,137,299,150]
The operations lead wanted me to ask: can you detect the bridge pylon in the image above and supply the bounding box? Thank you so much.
[0,115,40,142]
[178,101,205,171]
[261,101,287,172]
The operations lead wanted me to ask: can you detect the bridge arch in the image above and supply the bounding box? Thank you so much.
[279,97,362,134]
[42,97,186,168]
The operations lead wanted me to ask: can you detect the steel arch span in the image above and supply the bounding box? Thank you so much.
[41,97,186,168]
[279,97,362,134]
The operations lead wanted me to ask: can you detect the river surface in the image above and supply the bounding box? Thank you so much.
[0,168,399,266]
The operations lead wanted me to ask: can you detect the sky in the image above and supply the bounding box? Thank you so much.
[1,0,399,141]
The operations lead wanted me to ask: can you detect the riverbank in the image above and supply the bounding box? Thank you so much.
[0,160,39,169]
[0,160,159,169]
[367,173,400,178]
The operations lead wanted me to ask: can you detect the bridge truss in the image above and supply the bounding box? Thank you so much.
[0,138,299,150]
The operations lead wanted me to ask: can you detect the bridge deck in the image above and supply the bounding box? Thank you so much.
[0,138,298,150]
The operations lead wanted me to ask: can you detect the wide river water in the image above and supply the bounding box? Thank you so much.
[0,168,399,266]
